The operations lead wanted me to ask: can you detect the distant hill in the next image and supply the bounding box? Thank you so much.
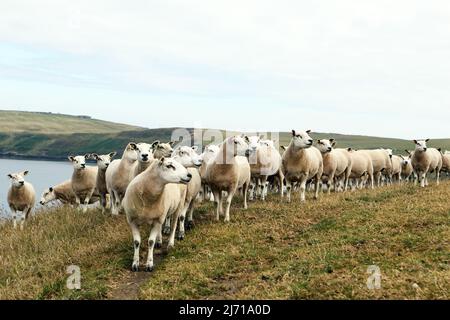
[0,110,449,160]
[0,110,143,134]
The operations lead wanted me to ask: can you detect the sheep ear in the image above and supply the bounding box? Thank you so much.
[306,130,312,134]
[129,143,138,150]
[49,187,54,192]
[405,150,411,155]
[68,156,75,162]
[413,140,418,144]
[159,157,165,165]
[169,141,176,147]
[23,171,29,176]
[281,146,287,151]
[347,148,353,152]
[151,141,160,149]
[7,174,13,179]
[425,139,430,143]
[329,138,335,143]
[291,130,296,137]
[91,153,99,160]
[84,154,91,159]
[109,152,117,159]
[244,136,250,142]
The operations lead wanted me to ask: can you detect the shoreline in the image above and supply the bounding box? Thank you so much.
[0,154,67,162]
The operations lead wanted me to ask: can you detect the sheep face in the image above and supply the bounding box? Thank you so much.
[316,139,335,153]
[152,141,174,158]
[414,139,429,153]
[92,152,117,170]
[228,136,249,157]
[291,130,314,149]
[172,146,203,168]
[68,155,88,170]
[135,143,153,163]
[384,148,393,159]
[245,136,262,153]
[7,171,29,188]
[40,187,56,205]
[157,158,192,184]
[201,145,220,162]
[399,155,411,167]
[125,143,139,161]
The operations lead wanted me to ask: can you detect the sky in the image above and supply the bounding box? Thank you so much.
[1,0,450,139]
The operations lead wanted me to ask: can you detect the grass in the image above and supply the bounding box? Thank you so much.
[0,181,448,300]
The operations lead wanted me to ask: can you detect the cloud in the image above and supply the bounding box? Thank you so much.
[0,0,450,138]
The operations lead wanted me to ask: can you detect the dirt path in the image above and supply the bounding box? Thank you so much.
[108,254,164,300]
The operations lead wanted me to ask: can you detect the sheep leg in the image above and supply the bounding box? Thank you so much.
[163,217,171,235]
[11,209,17,229]
[20,212,26,231]
[278,171,285,198]
[299,179,307,202]
[243,182,249,210]
[314,176,321,200]
[186,201,196,230]
[260,176,268,201]
[145,222,161,272]
[75,195,82,212]
[83,190,95,213]
[168,206,186,248]
[436,169,440,186]
[100,193,107,213]
[213,189,222,221]
[248,182,255,201]
[286,180,292,203]
[177,204,189,240]
[224,190,235,223]
[130,222,141,272]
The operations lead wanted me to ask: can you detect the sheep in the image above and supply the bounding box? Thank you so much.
[245,136,284,200]
[91,152,117,212]
[131,143,154,178]
[315,139,353,193]
[389,155,403,184]
[152,140,175,159]
[7,171,36,230]
[199,144,220,202]
[122,157,192,272]
[105,143,138,215]
[399,153,414,182]
[39,180,97,206]
[359,149,392,187]
[68,154,99,213]
[347,149,374,190]
[168,145,203,236]
[205,136,251,222]
[441,150,450,174]
[281,130,323,202]
[411,139,443,187]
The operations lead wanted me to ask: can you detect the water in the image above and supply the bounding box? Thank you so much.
[0,158,73,219]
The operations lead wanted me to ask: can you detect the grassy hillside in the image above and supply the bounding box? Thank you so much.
[0,110,142,134]
[0,181,448,300]
[1,110,449,159]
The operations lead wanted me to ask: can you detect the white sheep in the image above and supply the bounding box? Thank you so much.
[168,145,203,237]
[411,139,443,187]
[91,152,116,212]
[122,157,192,272]
[105,143,138,215]
[441,150,450,175]
[399,153,414,182]
[281,130,323,202]
[390,155,403,184]
[316,139,353,193]
[40,180,99,206]
[68,154,99,213]
[7,171,36,230]
[199,144,220,202]
[205,136,251,222]
[347,149,374,190]
[359,149,392,187]
[245,136,284,200]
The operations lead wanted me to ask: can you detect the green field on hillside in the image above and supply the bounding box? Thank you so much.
[0,181,448,300]
[1,110,449,159]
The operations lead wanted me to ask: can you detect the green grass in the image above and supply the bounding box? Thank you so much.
[0,181,448,300]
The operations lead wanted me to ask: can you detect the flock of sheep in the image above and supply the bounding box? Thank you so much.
[6,130,450,272]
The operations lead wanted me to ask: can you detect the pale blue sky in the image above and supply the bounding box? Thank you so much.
[1,0,450,138]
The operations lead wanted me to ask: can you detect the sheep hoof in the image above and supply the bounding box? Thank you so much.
[186,221,195,230]
[177,233,185,241]
[145,265,154,273]
[132,263,139,272]
[154,242,162,249]
[162,226,171,235]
